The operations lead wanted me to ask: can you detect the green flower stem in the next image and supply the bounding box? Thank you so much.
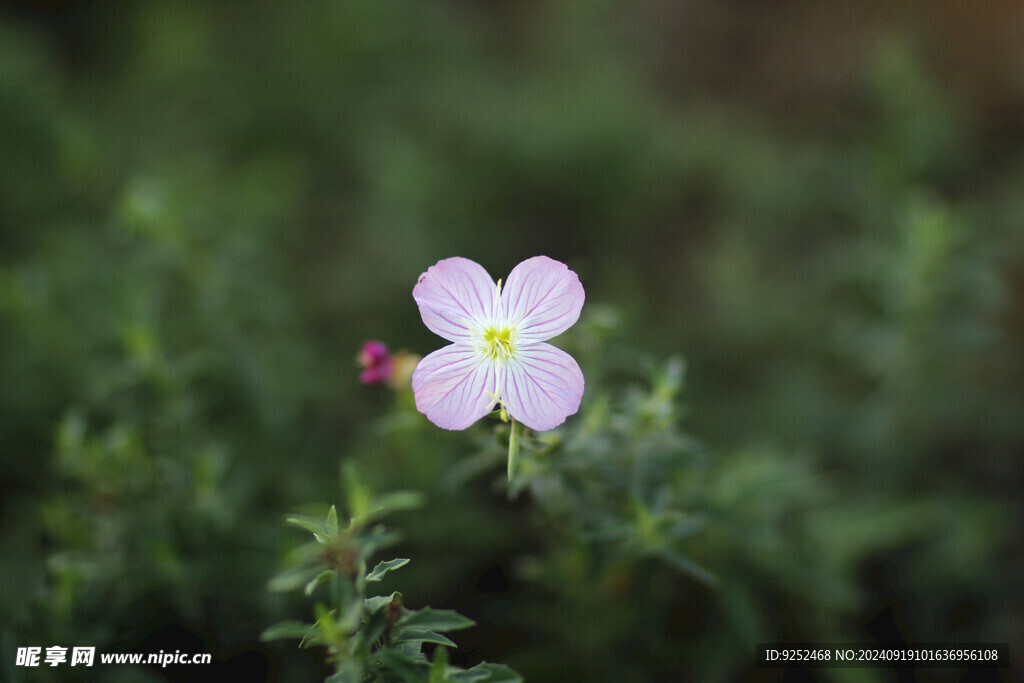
[507,418,519,482]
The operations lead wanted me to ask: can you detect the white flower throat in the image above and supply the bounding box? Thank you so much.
[475,278,517,364]
[481,325,516,362]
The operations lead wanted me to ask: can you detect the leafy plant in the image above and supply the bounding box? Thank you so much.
[264,466,520,683]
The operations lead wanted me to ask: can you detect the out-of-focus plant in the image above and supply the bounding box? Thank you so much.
[0,4,1020,682]
[264,465,520,683]
[424,306,1012,680]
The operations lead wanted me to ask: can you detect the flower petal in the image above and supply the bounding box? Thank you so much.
[502,343,584,431]
[412,343,499,430]
[501,256,584,342]
[413,257,497,342]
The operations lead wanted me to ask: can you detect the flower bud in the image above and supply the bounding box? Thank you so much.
[358,340,394,385]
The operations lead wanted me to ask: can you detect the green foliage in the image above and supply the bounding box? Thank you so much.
[264,475,519,683]
[434,308,1015,680]
[0,3,1021,682]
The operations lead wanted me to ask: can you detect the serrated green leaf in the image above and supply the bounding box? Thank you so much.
[394,628,457,648]
[398,608,475,633]
[366,558,409,582]
[365,591,401,613]
[304,569,336,597]
[261,620,314,642]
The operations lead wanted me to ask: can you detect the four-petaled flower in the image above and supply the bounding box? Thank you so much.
[412,256,585,431]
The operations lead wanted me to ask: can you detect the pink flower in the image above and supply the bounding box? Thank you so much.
[358,340,394,385]
[412,256,585,431]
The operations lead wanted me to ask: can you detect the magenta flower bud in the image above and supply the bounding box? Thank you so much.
[358,340,394,385]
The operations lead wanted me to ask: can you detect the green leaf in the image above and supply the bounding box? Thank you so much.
[394,629,458,648]
[365,591,401,613]
[326,505,339,538]
[337,570,359,613]
[360,491,425,525]
[452,663,523,683]
[429,646,449,683]
[398,608,475,633]
[326,661,363,683]
[261,620,313,642]
[284,540,325,566]
[286,514,329,543]
[656,549,719,587]
[373,650,428,683]
[396,639,427,661]
[268,565,323,593]
[304,569,336,597]
[357,525,402,557]
[354,603,389,656]
[342,461,372,520]
[366,558,409,582]
[337,598,365,634]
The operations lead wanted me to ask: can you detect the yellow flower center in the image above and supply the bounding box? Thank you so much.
[481,326,515,363]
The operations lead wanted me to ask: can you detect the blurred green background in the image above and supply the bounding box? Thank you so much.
[1,1,1022,680]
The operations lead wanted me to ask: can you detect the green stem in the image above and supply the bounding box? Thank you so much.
[507,418,519,483]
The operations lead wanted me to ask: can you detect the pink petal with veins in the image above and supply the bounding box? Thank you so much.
[412,342,500,430]
[413,257,497,342]
[501,256,584,342]
[501,342,584,431]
